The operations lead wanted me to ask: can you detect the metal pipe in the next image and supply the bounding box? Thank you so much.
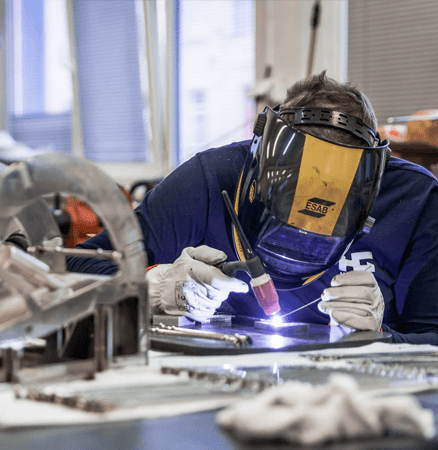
[0,244,66,290]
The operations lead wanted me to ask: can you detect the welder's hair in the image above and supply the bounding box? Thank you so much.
[281,71,377,147]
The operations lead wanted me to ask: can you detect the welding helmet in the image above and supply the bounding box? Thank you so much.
[232,106,391,290]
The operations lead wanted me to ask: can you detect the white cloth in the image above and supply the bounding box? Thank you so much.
[216,374,436,446]
[318,271,384,331]
[147,246,248,321]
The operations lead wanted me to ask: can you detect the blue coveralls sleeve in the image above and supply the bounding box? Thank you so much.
[384,182,438,345]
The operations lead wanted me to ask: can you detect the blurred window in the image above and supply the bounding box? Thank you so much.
[72,0,150,162]
[5,0,255,171]
[178,0,255,164]
[7,0,72,153]
[7,0,150,163]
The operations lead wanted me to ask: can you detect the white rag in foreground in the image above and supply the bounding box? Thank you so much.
[216,374,436,445]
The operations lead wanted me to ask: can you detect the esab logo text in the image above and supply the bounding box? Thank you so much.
[298,197,336,218]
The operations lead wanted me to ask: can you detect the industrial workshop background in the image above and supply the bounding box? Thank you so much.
[0,0,437,186]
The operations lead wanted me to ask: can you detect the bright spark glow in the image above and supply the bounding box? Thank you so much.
[270,315,283,327]
[267,335,286,349]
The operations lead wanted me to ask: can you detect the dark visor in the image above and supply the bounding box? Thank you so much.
[233,107,390,289]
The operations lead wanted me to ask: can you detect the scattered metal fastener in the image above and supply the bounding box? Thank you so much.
[150,324,252,348]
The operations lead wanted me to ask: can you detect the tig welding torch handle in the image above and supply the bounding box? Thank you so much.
[216,260,248,277]
[220,190,280,316]
[217,257,265,279]
[218,258,280,316]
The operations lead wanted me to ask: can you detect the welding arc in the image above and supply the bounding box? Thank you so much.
[278,297,321,320]
[221,190,254,260]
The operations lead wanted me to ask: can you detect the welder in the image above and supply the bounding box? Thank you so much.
[67,71,438,345]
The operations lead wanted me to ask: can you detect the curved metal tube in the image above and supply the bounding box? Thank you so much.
[0,153,146,293]
[0,153,147,346]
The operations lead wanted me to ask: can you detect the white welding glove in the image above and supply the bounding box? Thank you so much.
[147,246,248,321]
[318,271,384,331]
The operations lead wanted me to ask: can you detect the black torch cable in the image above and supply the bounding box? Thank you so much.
[221,190,254,260]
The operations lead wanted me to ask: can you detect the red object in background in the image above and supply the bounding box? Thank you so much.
[62,187,133,248]
[63,197,103,248]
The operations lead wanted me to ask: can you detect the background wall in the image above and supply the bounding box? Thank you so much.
[8,0,438,185]
[0,1,6,131]
[255,0,347,102]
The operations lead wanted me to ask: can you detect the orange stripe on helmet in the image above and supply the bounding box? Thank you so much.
[287,134,363,236]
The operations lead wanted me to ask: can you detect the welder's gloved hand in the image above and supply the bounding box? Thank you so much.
[147,246,249,321]
[318,271,384,331]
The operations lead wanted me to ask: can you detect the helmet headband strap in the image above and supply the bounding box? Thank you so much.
[276,106,379,148]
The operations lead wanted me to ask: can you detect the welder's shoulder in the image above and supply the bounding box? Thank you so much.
[383,156,438,190]
[195,140,250,172]
[386,156,438,181]
[194,140,251,191]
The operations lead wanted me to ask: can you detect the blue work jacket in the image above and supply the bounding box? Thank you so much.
[67,141,438,345]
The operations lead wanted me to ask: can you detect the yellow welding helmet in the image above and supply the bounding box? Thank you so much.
[233,106,390,290]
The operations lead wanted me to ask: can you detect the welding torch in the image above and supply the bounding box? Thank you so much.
[220,191,280,316]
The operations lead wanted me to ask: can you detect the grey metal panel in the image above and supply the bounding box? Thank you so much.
[348,0,438,124]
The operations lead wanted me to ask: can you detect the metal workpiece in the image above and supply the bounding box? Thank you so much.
[94,305,109,373]
[318,355,438,383]
[254,320,310,336]
[28,245,124,264]
[150,319,392,355]
[160,366,273,393]
[159,349,438,397]
[138,285,149,357]
[300,349,438,384]
[150,324,252,348]
[1,348,20,383]
[0,244,68,291]
[14,384,116,413]
[152,314,203,327]
[350,361,434,382]
[0,153,148,372]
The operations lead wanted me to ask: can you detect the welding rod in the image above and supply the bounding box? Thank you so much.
[221,190,280,316]
[277,297,321,320]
